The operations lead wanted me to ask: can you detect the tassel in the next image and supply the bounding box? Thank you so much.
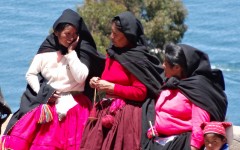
[1,137,7,150]
[38,104,53,124]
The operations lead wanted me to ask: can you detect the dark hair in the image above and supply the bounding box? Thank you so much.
[54,23,77,55]
[204,133,226,141]
[54,23,74,32]
[112,19,123,33]
[164,43,188,77]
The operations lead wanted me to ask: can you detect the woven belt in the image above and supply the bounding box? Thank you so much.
[70,91,82,96]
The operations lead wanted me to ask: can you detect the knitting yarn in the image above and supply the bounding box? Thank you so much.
[102,114,114,128]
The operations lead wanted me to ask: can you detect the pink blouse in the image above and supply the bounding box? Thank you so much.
[155,89,210,149]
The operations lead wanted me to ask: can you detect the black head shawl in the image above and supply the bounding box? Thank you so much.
[108,11,163,98]
[113,11,147,46]
[162,44,227,121]
[37,9,105,100]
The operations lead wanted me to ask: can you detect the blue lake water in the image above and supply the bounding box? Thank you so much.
[0,0,239,125]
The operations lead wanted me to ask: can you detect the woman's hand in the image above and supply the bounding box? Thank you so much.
[89,77,100,88]
[147,126,159,139]
[96,79,115,94]
[48,91,61,103]
[68,36,80,53]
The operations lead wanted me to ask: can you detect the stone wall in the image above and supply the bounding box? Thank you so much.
[230,126,240,150]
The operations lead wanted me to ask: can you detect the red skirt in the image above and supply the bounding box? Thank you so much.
[1,94,91,150]
[80,99,142,150]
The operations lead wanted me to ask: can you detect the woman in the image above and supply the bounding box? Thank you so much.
[1,9,105,149]
[80,11,164,150]
[145,43,228,150]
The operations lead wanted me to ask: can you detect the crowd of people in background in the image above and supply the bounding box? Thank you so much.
[0,8,230,150]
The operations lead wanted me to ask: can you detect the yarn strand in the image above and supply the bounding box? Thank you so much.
[38,104,53,124]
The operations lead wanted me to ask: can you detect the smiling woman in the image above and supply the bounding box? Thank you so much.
[0,8,105,150]
[0,0,85,113]
[54,24,78,49]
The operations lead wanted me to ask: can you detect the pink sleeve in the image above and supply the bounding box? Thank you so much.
[114,74,147,101]
[190,103,210,149]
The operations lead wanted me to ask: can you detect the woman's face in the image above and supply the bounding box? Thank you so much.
[162,59,182,78]
[110,23,129,48]
[55,25,78,48]
[204,133,226,150]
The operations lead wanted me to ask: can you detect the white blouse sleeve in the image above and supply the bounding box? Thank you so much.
[25,54,42,93]
[64,51,89,84]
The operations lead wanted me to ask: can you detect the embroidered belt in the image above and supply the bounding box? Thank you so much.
[70,91,82,96]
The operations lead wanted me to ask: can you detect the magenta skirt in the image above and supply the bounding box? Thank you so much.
[1,94,91,150]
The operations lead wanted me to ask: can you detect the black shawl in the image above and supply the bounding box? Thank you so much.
[4,9,105,134]
[142,44,228,150]
[4,74,55,134]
